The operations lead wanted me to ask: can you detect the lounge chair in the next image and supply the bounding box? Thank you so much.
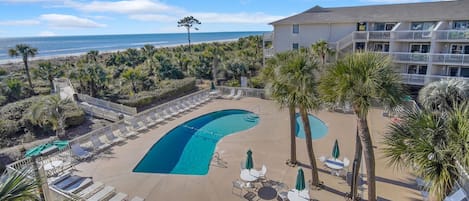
[71,144,92,160]
[113,127,137,139]
[233,90,243,100]
[243,191,258,201]
[176,102,186,113]
[169,106,179,116]
[130,196,145,201]
[150,112,165,124]
[162,109,173,119]
[127,119,148,133]
[87,185,115,201]
[232,180,245,196]
[223,88,236,99]
[108,192,128,201]
[258,165,267,179]
[142,115,157,128]
[180,101,193,110]
[90,135,111,152]
[105,130,125,145]
[444,188,467,201]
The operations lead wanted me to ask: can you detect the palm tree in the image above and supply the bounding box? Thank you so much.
[3,78,23,102]
[141,44,156,60]
[0,170,39,201]
[177,16,201,52]
[86,50,99,63]
[204,43,225,83]
[319,51,404,201]
[311,40,334,65]
[121,68,144,94]
[33,61,64,91]
[418,79,469,113]
[29,95,72,139]
[85,63,107,97]
[383,102,469,201]
[262,52,298,166]
[8,44,38,92]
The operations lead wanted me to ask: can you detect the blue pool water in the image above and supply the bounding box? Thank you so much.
[295,113,328,140]
[133,109,259,175]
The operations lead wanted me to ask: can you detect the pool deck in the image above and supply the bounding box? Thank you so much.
[73,97,421,201]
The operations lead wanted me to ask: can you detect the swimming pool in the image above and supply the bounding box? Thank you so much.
[295,113,328,140]
[133,109,259,175]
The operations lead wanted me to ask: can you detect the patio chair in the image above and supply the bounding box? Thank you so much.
[127,119,148,133]
[176,102,186,113]
[232,180,245,196]
[105,130,125,145]
[169,106,180,116]
[223,88,236,99]
[150,112,165,124]
[142,115,157,128]
[243,191,259,201]
[258,165,267,180]
[71,144,92,160]
[444,188,467,201]
[162,109,173,119]
[233,90,243,100]
[113,127,137,139]
[90,135,111,152]
[319,156,326,163]
[277,191,289,201]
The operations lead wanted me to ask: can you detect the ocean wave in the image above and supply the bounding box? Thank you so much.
[130,41,169,46]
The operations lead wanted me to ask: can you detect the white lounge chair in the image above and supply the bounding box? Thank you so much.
[71,144,92,160]
[162,109,173,119]
[223,88,236,99]
[143,115,157,128]
[233,90,243,100]
[127,119,148,133]
[87,185,115,201]
[169,106,179,116]
[150,112,165,124]
[176,102,186,113]
[105,131,125,145]
[444,188,467,201]
[130,196,145,201]
[319,156,327,163]
[90,135,111,152]
[259,165,267,179]
[108,192,128,201]
[113,127,137,139]
[180,101,192,110]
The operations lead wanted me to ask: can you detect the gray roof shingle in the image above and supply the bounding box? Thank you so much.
[270,0,469,25]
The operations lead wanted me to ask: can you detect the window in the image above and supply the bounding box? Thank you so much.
[453,20,469,30]
[375,23,395,31]
[448,67,459,76]
[410,44,430,53]
[357,22,367,31]
[461,68,469,77]
[292,43,299,50]
[450,44,469,54]
[446,66,469,77]
[373,43,390,52]
[355,42,365,50]
[407,65,427,75]
[411,22,436,30]
[292,24,299,34]
[385,23,395,31]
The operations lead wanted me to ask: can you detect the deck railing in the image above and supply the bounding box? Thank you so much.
[77,94,137,116]
[217,86,267,99]
[400,73,469,85]
[434,30,469,41]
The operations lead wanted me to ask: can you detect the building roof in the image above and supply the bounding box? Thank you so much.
[270,0,469,25]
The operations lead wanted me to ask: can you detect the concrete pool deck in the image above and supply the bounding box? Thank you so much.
[74,97,421,201]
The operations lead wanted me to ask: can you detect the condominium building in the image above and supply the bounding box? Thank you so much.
[263,0,469,86]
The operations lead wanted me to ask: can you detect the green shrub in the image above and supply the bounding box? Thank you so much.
[118,78,197,108]
[34,87,51,95]
[226,79,240,87]
[0,69,7,76]
[249,76,265,89]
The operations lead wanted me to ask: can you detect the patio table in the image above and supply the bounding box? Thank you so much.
[325,158,344,170]
[43,160,63,176]
[258,186,277,200]
[287,189,310,201]
[240,169,260,188]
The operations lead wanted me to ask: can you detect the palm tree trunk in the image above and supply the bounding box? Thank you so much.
[187,28,191,52]
[48,78,54,93]
[300,107,320,186]
[289,105,297,165]
[131,81,137,94]
[357,116,376,201]
[213,58,218,84]
[31,156,46,200]
[23,56,34,92]
[352,126,362,200]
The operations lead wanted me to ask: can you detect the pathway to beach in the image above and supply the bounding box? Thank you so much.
[74,97,420,201]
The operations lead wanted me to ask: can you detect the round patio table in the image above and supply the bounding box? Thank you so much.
[258,186,277,200]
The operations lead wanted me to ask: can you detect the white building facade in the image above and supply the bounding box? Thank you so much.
[263,1,469,86]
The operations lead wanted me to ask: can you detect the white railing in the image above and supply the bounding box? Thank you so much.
[264,48,275,58]
[367,31,392,40]
[217,86,266,99]
[434,30,469,41]
[263,32,273,41]
[377,52,469,65]
[432,53,469,65]
[400,73,469,85]
[390,52,430,63]
[336,32,354,50]
[77,94,137,115]
[393,30,433,40]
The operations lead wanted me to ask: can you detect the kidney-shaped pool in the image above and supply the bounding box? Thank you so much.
[133,109,259,175]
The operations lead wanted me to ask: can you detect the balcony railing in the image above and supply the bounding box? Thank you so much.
[264,48,274,58]
[263,32,273,41]
[400,73,469,85]
[352,31,391,41]
[432,53,469,65]
[377,52,469,65]
[393,31,432,40]
[434,30,469,41]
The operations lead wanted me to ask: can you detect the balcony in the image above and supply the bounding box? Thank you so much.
[400,73,469,86]
[434,30,469,41]
[263,32,273,41]
[352,31,391,41]
[264,48,274,58]
[432,53,469,66]
[393,31,432,41]
[377,52,469,66]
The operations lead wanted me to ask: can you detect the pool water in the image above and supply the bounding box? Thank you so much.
[295,113,328,140]
[133,109,259,175]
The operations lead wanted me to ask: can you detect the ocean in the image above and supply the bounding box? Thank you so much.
[0,31,265,64]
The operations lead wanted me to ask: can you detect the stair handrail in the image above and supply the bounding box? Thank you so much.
[336,32,355,50]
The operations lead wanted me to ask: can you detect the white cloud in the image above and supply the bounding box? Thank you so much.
[87,15,114,20]
[193,12,284,24]
[129,14,177,22]
[38,31,56,36]
[67,0,182,14]
[40,14,106,28]
[0,19,40,26]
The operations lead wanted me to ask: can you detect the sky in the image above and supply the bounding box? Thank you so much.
[0,0,440,38]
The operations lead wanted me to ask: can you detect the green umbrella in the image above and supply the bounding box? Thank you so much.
[52,140,69,150]
[295,168,306,191]
[332,139,340,159]
[210,81,216,91]
[245,149,254,170]
[24,144,53,157]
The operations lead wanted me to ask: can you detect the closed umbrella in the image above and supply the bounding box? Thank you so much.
[245,149,254,170]
[24,144,53,157]
[295,168,306,191]
[332,139,340,159]
[210,81,216,91]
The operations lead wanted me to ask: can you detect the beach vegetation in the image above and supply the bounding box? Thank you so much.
[319,51,404,201]
[8,44,37,94]
[311,40,335,65]
[0,169,39,201]
[32,61,64,91]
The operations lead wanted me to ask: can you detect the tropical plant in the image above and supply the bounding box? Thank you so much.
[86,50,99,63]
[177,16,201,52]
[3,78,23,102]
[311,40,334,65]
[29,95,72,139]
[319,51,404,201]
[84,63,108,97]
[8,44,38,92]
[0,170,39,201]
[33,61,64,91]
[122,68,144,94]
[418,79,469,113]
[141,44,156,60]
[383,102,469,201]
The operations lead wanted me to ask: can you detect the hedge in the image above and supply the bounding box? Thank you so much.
[117,78,197,109]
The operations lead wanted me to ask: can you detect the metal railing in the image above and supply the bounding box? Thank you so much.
[393,30,433,40]
[376,52,469,65]
[217,86,267,99]
[432,53,469,65]
[400,73,469,85]
[336,32,354,50]
[264,48,275,58]
[435,30,469,41]
[77,94,137,115]
[263,32,273,41]
[78,102,123,122]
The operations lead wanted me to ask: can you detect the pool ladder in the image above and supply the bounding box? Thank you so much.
[244,114,259,122]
